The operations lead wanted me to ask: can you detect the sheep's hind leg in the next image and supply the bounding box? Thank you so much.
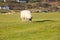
[21,18,25,22]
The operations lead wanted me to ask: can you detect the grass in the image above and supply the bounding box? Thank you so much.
[0,12,60,40]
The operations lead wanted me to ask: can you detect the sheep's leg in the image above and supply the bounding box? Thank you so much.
[24,18,27,22]
[21,17,27,22]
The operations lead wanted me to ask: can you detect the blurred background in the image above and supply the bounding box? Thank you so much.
[0,0,60,13]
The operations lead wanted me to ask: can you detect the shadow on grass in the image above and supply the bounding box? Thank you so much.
[33,20,55,23]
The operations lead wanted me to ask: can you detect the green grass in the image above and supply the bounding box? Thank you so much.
[0,12,60,40]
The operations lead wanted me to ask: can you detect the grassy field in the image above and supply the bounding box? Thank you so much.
[0,12,60,40]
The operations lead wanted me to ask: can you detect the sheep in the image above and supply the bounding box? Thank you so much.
[20,10,32,22]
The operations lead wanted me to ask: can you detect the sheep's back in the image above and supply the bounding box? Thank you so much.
[20,10,32,18]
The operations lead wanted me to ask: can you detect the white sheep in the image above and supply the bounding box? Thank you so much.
[20,10,32,22]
